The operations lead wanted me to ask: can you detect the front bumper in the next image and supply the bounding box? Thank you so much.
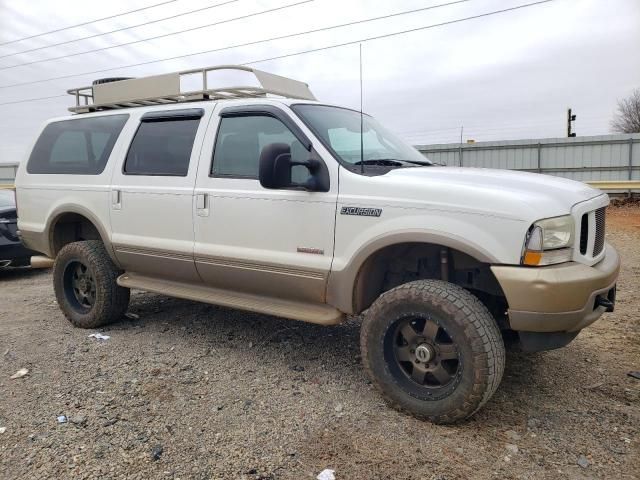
[491,243,620,333]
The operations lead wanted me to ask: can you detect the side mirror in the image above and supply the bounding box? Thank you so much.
[258,143,329,192]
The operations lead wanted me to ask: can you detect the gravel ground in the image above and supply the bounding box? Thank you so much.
[1,207,638,480]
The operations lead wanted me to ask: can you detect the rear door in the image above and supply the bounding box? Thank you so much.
[109,106,213,282]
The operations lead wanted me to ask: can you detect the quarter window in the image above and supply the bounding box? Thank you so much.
[212,115,309,181]
[27,115,128,175]
[124,118,200,176]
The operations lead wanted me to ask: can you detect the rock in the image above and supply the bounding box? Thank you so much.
[0,427,6,434]
[454,447,464,454]
[527,418,540,429]
[505,430,521,441]
[627,371,640,380]
[10,368,29,379]
[505,443,519,454]
[334,404,343,413]
[577,455,590,468]
[70,415,87,426]
[152,445,163,461]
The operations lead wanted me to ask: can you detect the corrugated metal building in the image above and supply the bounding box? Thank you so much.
[0,163,19,185]
[415,133,640,183]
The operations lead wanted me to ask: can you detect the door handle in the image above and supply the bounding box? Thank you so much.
[196,193,209,217]
[111,189,122,210]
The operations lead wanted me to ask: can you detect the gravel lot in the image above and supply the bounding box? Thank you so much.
[1,206,638,480]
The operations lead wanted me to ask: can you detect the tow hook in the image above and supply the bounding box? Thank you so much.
[595,295,614,312]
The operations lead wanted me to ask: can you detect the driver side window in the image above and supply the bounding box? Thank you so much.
[212,115,309,182]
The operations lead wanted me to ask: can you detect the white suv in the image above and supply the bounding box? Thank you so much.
[15,66,620,423]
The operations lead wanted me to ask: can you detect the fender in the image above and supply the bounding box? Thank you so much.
[45,204,120,267]
[326,229,500,314]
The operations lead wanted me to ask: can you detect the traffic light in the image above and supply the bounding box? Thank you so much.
[567,108,576,137]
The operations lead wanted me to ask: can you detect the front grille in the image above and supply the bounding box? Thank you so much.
[579,213,588,255]
[593,207,606,256]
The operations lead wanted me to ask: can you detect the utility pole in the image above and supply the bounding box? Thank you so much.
[567,108,577,137]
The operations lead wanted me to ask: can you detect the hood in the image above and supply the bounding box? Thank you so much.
[374,167,604,222]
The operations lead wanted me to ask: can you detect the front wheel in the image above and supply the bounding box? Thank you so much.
[53,241,130,328]
[360,279,505,423]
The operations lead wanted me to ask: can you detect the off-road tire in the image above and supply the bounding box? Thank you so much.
[361,279,505,424]
[53,241,130,328]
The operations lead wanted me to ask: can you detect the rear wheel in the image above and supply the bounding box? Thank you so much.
[53,241,130,328]
[361,279,505,423]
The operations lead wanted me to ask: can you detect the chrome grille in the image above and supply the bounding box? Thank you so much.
[593,207,606,256]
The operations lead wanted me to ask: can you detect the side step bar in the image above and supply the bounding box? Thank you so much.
[117,273,345,326]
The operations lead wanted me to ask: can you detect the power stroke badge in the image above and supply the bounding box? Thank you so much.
[340,206,382,217]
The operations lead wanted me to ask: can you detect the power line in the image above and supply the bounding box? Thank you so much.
[0,0,555,101]
[398,116,612,137]
[0,0,239,61]
[0,94,66,106]
[0,0,312,71]
[239,1,554,64]
[0,0,470,69]
[0,0,179,47]
[0,0,542,91]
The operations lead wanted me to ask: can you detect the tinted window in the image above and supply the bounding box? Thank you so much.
[212,115,309,181]
[124,119,200,176]
[27,115,128,175]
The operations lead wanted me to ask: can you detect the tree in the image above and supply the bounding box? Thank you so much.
[611,88,640,134]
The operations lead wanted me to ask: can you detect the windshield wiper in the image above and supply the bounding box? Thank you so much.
[402,159,433,166]
[353,159,413,167]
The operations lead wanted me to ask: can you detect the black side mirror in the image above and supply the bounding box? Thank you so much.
[258,143,329,192]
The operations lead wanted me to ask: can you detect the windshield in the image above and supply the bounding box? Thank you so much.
[291,104,431,169]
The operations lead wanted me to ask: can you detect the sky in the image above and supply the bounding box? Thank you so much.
[0,0,638,164]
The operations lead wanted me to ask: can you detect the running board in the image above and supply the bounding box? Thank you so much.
[117,273,345,326]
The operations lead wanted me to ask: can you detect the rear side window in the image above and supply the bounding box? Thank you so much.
[27,115,128,175]
[124,118,200,176]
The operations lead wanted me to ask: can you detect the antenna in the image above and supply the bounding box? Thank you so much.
[359,43,364,174]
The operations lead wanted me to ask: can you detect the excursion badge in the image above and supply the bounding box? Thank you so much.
[340,206,382,217]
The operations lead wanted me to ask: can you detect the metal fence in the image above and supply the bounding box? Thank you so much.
[0,163,19,186]
[415,133,640,183]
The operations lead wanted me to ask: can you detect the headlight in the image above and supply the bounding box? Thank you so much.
[522,215,574,266]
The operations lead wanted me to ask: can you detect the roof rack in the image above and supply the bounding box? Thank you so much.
[66,65,316,114]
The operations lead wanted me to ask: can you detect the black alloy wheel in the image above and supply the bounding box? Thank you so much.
[388,314,461,400]
[63,260,96,311]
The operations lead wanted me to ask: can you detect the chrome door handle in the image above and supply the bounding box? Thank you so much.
[196,193,209,217]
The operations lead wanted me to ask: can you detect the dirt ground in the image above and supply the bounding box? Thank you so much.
[1,207,638,480]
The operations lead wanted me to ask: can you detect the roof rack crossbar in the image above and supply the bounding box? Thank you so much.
[66,65,316,113]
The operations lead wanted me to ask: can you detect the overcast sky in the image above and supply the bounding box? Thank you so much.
[0,0,638,164]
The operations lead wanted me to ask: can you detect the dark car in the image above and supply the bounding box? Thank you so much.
[0,189,35,267]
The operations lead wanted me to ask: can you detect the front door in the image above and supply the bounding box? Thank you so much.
[109,107,213,283]
[193,104,338,303]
